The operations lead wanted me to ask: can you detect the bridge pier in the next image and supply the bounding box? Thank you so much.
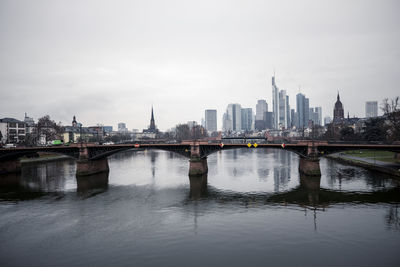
[76,158,109,176]
[76,146,109,176]
[188,141,208,176]
[299,157,321,176]
[189,157,208,176]
[0,159,21,174]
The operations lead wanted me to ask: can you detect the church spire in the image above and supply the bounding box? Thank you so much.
[149,106,156,131]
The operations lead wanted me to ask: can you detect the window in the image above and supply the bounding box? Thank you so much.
[9,129,17,134]
[9,122,16,128]
[18,123,25,128]
[18,129,25,134]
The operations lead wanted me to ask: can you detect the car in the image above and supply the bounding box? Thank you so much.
[4,143,17,148]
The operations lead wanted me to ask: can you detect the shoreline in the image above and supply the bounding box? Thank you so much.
[326,154,400,177]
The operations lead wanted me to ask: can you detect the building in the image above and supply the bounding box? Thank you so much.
[223,104,242,132]
[333,92,344,120]
[265,112,274,129]
[286,95,291,129]
[278,90,287,129]
[0,118,26,144]
[23,113,35,134]
[315,107,322,126]
[296,93,309,129]
[256,100,267,121]
[324,116,332,125]
[205,109,217,132]
[118,122,127,132]
[103,126,113,133]
[222,113,232,132]
[365,101,378,118]
[143,107,158,134]
[272,76,279,129]
[241,108,253,131]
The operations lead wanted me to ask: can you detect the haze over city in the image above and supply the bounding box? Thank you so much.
[1,0,399,130]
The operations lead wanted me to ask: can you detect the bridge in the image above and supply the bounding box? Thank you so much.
[1,141,400,177]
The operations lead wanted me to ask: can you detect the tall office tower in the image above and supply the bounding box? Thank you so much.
[256,100,268,121]
[290,109,295,128]
[241,108,253,131]
[286,95,291,129]
[315,107,322,125]
[205,109,217,132]
[222,112,232,132]
[279,90,287,129]
[296,93,310,128]
[365,101,378,118]
[305,98,310,126]
[272,76,279,129]
[265,112,274,129]
[225,103,242,131]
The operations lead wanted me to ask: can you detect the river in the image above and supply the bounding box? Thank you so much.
[1,148,399,267]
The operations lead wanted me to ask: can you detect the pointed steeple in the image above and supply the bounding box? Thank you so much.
[72,115,77,127]
[337,91,340,101]
[149,106,156,131]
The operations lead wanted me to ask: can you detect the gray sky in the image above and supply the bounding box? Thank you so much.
[1,0,399,131]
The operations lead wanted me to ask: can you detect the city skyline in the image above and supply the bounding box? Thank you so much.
[1,0,399,131]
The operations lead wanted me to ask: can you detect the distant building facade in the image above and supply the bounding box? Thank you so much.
[365,101,378,118]
[272,76,279,129]
[223,103,242,132]
[296,93,309,128]
[205,109,217,132]
[241,108,253,131]
[0,118,26,144]
[118,122,127,132]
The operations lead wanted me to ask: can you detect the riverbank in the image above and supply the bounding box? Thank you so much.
[326,153,400,177]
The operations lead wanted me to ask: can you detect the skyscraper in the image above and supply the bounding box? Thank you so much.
[365,101,378,118]
[241,108,253,131]
[296,93,310,128]
[315,107,322,125]
[279,90,287,129]
[223,104,242,132]
[205,109,217,132]
[256,100,267,121]
[272,76,279,129]
[286,95,291,129]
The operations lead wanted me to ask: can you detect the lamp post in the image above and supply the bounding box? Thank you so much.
[80,124,82,148]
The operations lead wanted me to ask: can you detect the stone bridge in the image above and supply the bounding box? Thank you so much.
[1,141,400,177]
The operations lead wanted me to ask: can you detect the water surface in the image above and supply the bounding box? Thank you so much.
[1,148,399,267]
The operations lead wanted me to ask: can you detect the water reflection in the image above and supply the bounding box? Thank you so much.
[76,172,109,197]
[1,149,400,267]
[189,174,208,200]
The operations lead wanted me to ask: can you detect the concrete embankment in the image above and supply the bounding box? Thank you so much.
[326,154,400,177]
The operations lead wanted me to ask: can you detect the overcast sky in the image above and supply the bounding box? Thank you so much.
[1,0,399,131]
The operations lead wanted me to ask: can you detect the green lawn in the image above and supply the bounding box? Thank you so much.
[343,150,397,163]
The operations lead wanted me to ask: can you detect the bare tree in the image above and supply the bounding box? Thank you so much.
[381,97,400,141]
[37,115,63,143]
